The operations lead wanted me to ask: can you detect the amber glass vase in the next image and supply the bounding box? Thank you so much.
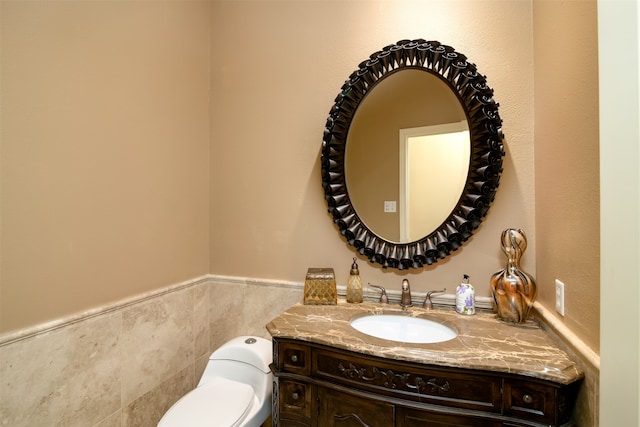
[490,229,537,323]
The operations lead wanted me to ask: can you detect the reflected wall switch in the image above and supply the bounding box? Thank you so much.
[555,279,565,316]
[384,201,397,213]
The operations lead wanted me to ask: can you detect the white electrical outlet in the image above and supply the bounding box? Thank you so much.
[555,279,565,316]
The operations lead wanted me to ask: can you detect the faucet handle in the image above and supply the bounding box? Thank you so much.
[423,288,446,309]
[368,283,389,304]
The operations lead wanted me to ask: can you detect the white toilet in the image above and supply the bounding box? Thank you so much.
[158,336,273,427]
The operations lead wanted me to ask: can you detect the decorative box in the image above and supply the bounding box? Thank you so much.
[303,268,337,305]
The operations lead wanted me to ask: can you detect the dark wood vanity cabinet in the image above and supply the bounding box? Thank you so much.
[271,338,580,427]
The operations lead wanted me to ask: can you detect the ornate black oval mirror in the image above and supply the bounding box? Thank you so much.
[321,39,504,269]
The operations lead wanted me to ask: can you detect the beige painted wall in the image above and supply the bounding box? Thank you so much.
[0,1,211,333]
[1,0,600,366]
[209,0,536,299]
[533,0,600,351]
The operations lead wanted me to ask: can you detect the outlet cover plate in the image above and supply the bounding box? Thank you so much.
[384,201,397,213]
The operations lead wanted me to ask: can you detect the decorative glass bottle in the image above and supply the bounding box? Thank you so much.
[346,258,363,303]
[490,229,537,323]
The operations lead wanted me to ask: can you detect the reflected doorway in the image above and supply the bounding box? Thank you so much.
[399,121,470,242]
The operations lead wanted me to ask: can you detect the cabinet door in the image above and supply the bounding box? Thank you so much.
[317,387,394,427]
[277,420,312,427]
[397,407,503,427]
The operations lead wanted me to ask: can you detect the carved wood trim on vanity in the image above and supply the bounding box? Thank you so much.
[272,337,581,427]
[337,360,452,394]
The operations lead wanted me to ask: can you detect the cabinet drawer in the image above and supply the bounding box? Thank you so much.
[275,339,311,375]
[278,379,312,418]
[314,348,501,412]
[504,379,559,425]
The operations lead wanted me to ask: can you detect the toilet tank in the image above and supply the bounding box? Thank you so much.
[210,336,272,372]
[198,336,272,394]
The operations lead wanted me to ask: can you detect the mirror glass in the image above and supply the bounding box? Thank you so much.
[345,70,470,243]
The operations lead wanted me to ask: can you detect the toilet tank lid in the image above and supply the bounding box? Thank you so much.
[211,336,272,373]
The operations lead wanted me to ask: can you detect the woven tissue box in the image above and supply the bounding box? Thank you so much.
[304,268,337,305]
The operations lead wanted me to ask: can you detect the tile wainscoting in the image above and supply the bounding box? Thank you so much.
[0,276,599,427]
[0,275,303,427]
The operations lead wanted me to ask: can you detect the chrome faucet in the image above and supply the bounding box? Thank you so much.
[400,279,412,310]
[423,288,446,310]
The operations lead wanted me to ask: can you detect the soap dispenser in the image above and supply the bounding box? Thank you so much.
[346,258,363,303]
[456,274,475,315]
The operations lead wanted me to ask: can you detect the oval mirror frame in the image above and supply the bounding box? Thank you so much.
[321,39,505,270]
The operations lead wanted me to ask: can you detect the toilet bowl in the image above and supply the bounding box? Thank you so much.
[158,336,272,427]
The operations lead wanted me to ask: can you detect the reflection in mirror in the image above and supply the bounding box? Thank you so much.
[346,70,470,243]
[400,121,469,242]
[321,39,504,269]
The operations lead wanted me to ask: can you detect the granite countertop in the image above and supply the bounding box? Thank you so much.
[266,301,584,385]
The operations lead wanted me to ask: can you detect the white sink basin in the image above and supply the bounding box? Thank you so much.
[350,314,457,344]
